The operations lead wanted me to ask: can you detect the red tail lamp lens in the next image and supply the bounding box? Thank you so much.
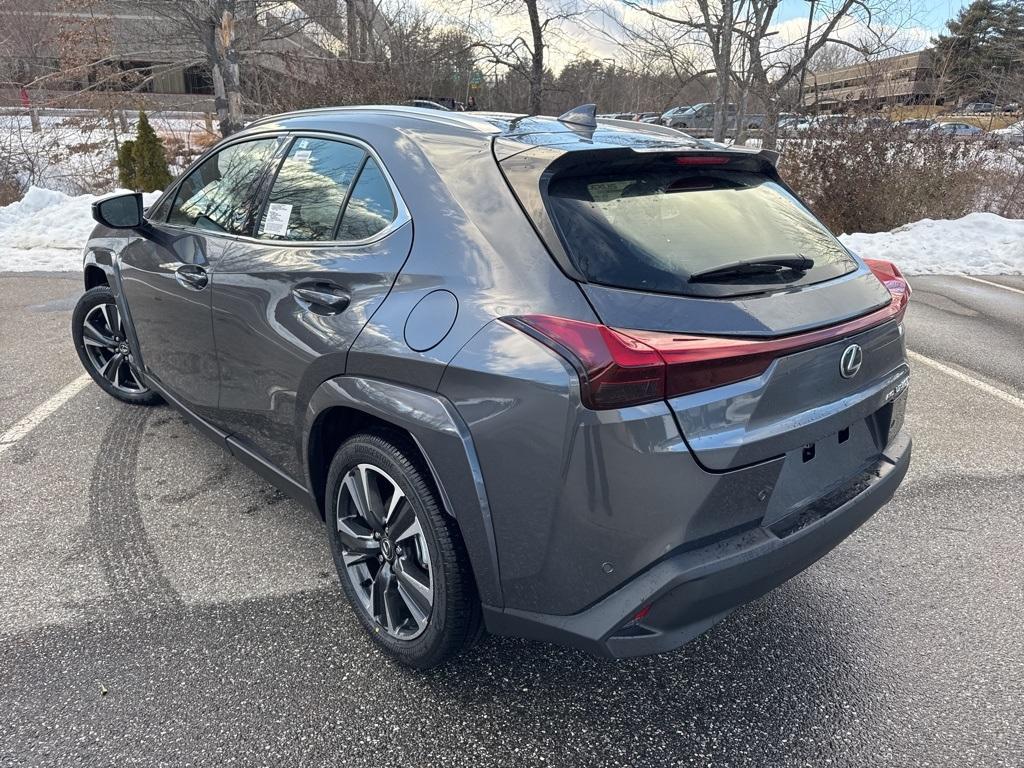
[508,277,911,411]
[674,155,731,166]
[863,258,911,310]
[509,315,665,409]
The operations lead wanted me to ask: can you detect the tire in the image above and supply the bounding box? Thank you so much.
[325,430,482,669]
[72,286,161,405]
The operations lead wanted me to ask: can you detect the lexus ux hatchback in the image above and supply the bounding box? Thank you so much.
[73,106,912,668]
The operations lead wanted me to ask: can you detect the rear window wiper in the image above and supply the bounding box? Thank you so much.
[688,255,814,283]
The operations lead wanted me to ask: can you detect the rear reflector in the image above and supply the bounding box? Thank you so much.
[505,263,911,410]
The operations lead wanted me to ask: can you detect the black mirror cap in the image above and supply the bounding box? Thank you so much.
[92,193,143,229]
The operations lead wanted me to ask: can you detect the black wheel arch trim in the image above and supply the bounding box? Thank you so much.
[303,375,503,608]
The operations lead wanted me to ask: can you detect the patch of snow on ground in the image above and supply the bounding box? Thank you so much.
[839,213,1024,275]
[0,187,160,271]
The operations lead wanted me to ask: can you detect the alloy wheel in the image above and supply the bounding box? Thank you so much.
[335,463,434,640]
[80,302,148,394]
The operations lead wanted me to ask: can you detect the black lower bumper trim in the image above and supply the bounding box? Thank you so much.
[483,432,911,658]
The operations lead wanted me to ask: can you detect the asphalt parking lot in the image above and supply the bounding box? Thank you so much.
[1,272,1022,767]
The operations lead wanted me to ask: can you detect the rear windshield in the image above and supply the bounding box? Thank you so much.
[546,168,856,297]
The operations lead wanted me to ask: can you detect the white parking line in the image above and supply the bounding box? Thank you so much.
[908,350,1024,411]
[957,275,1024,296]
[0,374,92,458]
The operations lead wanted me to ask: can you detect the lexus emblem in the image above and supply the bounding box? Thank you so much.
[840,344,863,379]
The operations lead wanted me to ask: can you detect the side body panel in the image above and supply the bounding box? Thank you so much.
[118,227,227,418]
[210,223,414,480]
[303,376,503,607]
[340,122,595,392]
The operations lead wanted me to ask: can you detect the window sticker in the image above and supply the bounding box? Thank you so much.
[297,139,309,149]
[293,149,312,163]
[262,202,292,236]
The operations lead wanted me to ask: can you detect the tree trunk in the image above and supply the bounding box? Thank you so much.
[346,0,358,59]
[710,0,733,143]
[760,96,781,151]
[734,85,748,145]
[712,58,731,142]
[526,0,544,114]
[221,50,243,135]
[208,9,243,137]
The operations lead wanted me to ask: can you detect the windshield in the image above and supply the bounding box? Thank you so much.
[546,168,857,297]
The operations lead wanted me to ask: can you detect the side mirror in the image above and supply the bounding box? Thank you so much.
[93,193,143,229]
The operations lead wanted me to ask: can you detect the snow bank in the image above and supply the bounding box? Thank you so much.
[0,187,160,271]
[839,213,1024,275]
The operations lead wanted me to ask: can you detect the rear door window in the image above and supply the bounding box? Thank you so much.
[257,138,366,241]
[546,166,856,296]
[168,138,279,235]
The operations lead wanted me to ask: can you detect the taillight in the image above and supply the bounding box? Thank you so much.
[507,281,911,411]
[863,258,912,309]
[505,315,665,408]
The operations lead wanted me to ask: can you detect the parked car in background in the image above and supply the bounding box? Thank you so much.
[776,115,807,136]
[963,102,997,114]
[894,118,935,135]
[635,112,661,122]
[990,120,1024,145]
[664,103,766,135]
[858,116,891,130]
[657,106,688,125]
[799,114,857,131]
[72,105,912,669]
[930,121,983,138]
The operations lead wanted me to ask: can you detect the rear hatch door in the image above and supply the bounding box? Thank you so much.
[499,142,908,478]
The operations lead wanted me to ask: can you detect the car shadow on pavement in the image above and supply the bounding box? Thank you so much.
[1,570,886,765]
[416,578,880,761]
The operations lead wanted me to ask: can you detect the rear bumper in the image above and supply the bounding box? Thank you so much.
[483,431,911,658]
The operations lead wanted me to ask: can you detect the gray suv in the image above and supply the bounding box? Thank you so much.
[72,106,912,668]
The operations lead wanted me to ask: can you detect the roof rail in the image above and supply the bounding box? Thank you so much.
[558,104,597,129]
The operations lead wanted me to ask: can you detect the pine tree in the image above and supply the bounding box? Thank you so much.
[932,0,1023,103]
[130,111,172,192]
[116,139,136,190]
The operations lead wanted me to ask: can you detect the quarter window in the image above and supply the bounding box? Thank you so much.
[335,158,397,241]
[258,139,366,241]
[167,138,279,235]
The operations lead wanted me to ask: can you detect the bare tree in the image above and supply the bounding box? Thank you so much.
[133,0,336,136]
[467,0,582,114]
[599,6,717,112]
[740,0,910,148]
[614,0,749,141]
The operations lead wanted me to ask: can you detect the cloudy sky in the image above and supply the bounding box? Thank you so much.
[467,0,966,72]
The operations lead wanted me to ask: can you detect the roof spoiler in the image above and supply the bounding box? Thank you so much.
[558,104,597,129]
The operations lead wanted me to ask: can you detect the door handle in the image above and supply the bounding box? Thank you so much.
[292,285,351,315]
[175,264,208,290]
